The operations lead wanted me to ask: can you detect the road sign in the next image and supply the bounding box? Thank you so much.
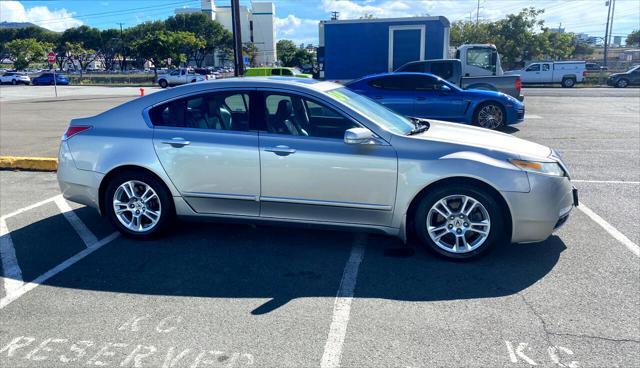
[243,56,249,65]
[47,52,56,63]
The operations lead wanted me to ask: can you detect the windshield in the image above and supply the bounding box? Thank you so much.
[326,87,414,135]
[627,65,640,73]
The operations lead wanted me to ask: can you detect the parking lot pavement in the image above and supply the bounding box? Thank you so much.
[1,87,639,367]
[0,85,161,102]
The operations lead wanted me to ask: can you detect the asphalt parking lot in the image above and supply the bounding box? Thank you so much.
[0,85,639,367]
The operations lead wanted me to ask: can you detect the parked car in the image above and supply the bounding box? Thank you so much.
[245,67,312,78]
[0,72,30,85]
[57,77,576,260]
[585,62,607,71]
[607,65,640,88]
[505,61,586,88]
[156,68,207,88]
[31,72,70,86]
[346,72,524,130]
[396,59,523,101]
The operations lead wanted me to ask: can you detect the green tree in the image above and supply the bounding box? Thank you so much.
[571,37,594,58]
[64,42,98,77]
[5,38,49,70]
[626,30,640,47]
[100,28,121,71]
[243,42,259,66]
[538,30,575,60]
[131,30,201,78]
[170,31,205,66]
[491,7,546,68]
[276,39,297,66]
[450,20,492,47]
[165,13,232,67]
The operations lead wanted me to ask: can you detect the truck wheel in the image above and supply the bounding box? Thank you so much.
[616,79,629,88]
[561,78,575,88]
[190,79,197,83]
[474,103,505,130]
[158,79,168,88]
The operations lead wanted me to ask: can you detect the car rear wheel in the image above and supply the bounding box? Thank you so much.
[474,103,504,130]
[413,184,506,260]
[561,78,575,88]
[11,79,17,85]
[104,171,173,239]
[616,79,629,88]
[159,79,168,88]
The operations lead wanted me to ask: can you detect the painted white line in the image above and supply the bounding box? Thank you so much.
[0,219,23,295]
[54,196,98,248]
[0,232,119,309]
[578,203,639,257]
[321,233,366,368]
[0,195,61,221]
[572,179,640,184]
[558,149,638,153]
[525,114,542,119]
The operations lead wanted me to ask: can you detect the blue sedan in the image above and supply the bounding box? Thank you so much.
[346,72,524,129]
[31,72,70,86]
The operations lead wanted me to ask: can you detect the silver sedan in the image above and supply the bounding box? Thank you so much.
[57,77,577,260]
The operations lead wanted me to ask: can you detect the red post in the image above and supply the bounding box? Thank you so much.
[139,88,144,97]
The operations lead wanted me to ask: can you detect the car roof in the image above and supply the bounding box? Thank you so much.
[350,71,441,83]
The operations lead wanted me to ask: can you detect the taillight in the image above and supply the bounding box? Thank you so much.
[582,70,587,77]
[515,77,522,92]
[63,125,91,140]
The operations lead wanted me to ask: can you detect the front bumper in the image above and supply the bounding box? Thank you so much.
[503,173,576,243]
[505,104,525,125]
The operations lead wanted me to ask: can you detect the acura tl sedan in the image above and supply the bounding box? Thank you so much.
[58,77,577,260]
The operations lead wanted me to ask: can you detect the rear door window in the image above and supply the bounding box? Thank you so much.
[270,69,280,76]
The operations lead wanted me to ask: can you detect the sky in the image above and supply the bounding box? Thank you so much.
[1,0,639,46]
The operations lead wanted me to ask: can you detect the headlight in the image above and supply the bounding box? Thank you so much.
[509,159,565,177]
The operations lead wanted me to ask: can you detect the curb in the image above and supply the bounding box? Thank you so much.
[0,156,58,171]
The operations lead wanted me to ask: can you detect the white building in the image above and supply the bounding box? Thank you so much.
[176,0,276,66]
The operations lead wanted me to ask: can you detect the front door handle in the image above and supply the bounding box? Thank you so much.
[373,96,383,99]
[416,96,426,101]
[162,138,191,147]
[264,145,296,156]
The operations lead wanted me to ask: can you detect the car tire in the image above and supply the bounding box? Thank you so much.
[474,102,505,130]
[191,79,197,83]
[104,171,173,239]
[413,184,506,260]
[158,79,168,88]
[11,79,17,85]
[616,79,629,88]
[561,78,575,88]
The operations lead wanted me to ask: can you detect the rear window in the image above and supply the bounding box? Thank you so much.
[430,63,454,80]
[398,63,425,72]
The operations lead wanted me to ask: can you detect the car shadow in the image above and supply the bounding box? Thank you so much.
[5,213,565,315]
[498,125,520,134]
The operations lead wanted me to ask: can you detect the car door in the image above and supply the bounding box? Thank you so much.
[365,75,416,116]
[522,63,541,83]
[151,89,260,216]
[412,75,465,121]
[540,63,553,83]
[631,68,640,85]
[256,90,398,226]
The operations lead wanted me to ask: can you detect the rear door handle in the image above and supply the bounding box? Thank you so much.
[264,145,296,156]
[162,138,191,147]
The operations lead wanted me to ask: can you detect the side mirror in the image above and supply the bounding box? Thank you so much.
[438,84,452,93]
[344,127,376,145]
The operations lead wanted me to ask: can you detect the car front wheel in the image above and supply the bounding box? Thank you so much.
[104,171,172,238]
[474,103,504,130]
[616,79,629,88]
[413,184,506,260]
[158,79,168,88]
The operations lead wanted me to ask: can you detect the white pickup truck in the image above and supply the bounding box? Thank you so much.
[505,61,586,88]
[157,68,208,88]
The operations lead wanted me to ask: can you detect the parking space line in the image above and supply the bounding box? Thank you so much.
[0,195,61,221]
[525,114,542,119]
[572,179,640,184]
[578,202,639,257]
[321,233,366,368]
[0,219,23,295]
[0,231,119,309]
[54,196,99,247]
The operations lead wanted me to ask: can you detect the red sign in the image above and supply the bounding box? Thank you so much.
[47,52,56,63]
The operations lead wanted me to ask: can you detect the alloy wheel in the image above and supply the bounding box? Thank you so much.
[477,104,503,129]
[112,180,162,232]
[426,194,491,254]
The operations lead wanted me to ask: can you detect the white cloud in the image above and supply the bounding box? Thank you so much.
[275,14,320,46]
[0,0,82,32]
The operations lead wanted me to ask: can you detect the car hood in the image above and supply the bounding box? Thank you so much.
[412,120,551,159]
[608,73,625,78]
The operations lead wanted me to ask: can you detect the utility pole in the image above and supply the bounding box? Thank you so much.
[608,0,616,46]
[331,11,339,21]
[603,0,613,67]
[476,0,480,26]
[116,22,125,71]
[230,0,244,76]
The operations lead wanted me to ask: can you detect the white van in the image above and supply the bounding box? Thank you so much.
[506,61,586,87]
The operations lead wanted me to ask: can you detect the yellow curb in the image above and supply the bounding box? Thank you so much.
[0,156,58,171]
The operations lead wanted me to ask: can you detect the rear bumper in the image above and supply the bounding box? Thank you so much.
[57,141,103,212]
[503,174,575,243]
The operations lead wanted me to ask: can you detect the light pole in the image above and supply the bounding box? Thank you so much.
[603,0,613,67]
